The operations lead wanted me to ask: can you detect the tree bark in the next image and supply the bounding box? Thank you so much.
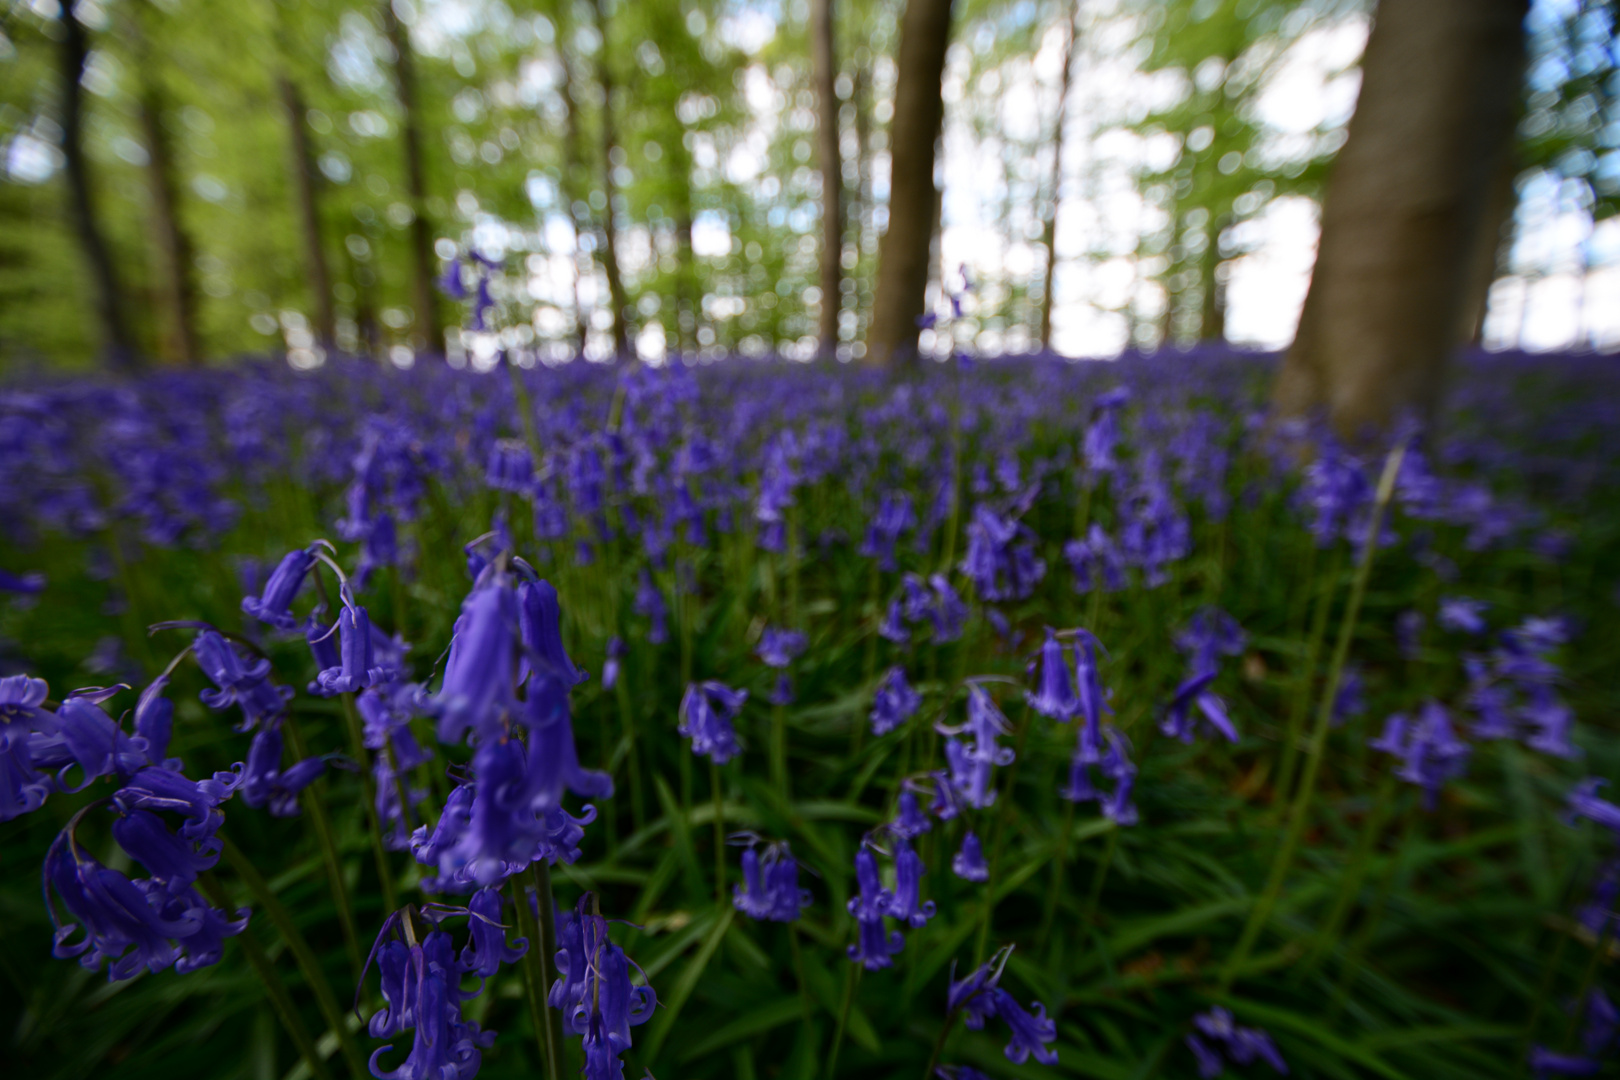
[1200,211,1229,343]
[277,74,336,350]
[1275,0,1528,434]
[812,0,843,357]
[588,0,634,360]
[57,2,137,370]
[1039,0,1080,353]
[130,3,200,365]
[546,0,590,357]
[1456,147,1519,345]
[381,1,440,353]
[865,0,956,366]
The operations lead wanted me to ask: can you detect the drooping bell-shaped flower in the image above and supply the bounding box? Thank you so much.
[1438,596,1489,635]
[633,568,669,645]
[1026,628,1078,722]
[552,896,656,1080]
[315,602,387,695]
[756,627,808,669]
[33,689,146,792]
[678,682,747,765]
[1187,1007,1287,1076]
[1567,778,1620,835]
[1,674,56,820]
[110,808,219,894]
[435,582,519,745]
[1372,701,1471,810]
[846,848,902,970]
[602,637,626,691]
[240,546,316,629]
[229,718,325,818]
[892,789,931,839]
[952,830,989,882]
[518,579,588,687]
[460,886,528,979]
[885,838,936,928]
[1065,524,1126,594]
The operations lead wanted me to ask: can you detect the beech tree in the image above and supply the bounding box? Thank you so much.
[1275,0,1530,433]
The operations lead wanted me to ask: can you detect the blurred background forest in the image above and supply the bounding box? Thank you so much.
[0,0,1616,374]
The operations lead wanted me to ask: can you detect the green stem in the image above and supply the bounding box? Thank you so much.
[825,963,860,1080]
[1274,547,1341,814]
[1300,771,1397,976]
[218,834,368,1079]
[1038,797,1079,951]
[1219,444,1407,993]
[789,923,815,1042]
[1328,804,1418,1020]
[339,693,401,916]
[711,759,727,908]
[615,674,646,834]
[533,863,566,1080]
[511,876,560,1080]
[771,701,790,802]
[921,1008,959,1080]
[281,714,362,980]
[975,702,1034,964]
[199,874,334,1080]
[1079,826,1120,931]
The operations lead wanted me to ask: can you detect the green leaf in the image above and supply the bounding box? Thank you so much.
[643,906,735,1062]
[679,996,804,1061]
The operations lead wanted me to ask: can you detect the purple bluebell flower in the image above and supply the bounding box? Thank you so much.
[1575,859,1620,939]
[1567,778,1620,835]
[1064,726,1138,825]
[934,1067,992,1080]
[1331,663,1365,727]
[756,627,808,668]
[460,886,528,978]
[1188,1007,1287,1076]
[1065,524,1126,593]
[884,838,936,928]
[315,601,387,695]
[928,769,963,821]
[518,579,588,687]
[368,927,494,1080]
[34,689,146,792]
[485,439,534,492]
[1083,387,1129,476]
[1300,438,1369,548]
[602,637,626,691]
[945,947,1057,1064]
[240,546,315,629]
[678,682,747,765]
[435,582,518,745]
[870,666,921,737]
[229,719,326,818]
[1027,628,1079,721]
[520,677,613,807]
[1396,610,1425,660]
[1161,669,1236,744]
[734,843,810,923]
[195,631,290,731]
[846,848,903,970]
[0,568,45,594]
[892,789,932,839]
[1370,702,1471,810]
[859,492,916,570]
[961,505,1046,603]
[1438,596,1489,635]
[929,574,969,642]
[551,896,656,1080]
[1,675,57,820]
[879,597,910,644]
[938,683,1015,810]
[952,830,989,882]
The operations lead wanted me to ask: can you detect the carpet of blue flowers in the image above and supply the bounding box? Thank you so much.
[2,345,1619,1080]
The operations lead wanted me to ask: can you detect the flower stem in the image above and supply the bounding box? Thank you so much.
[511,874,560,1080]
[1079,825,1120,931]
[338,692,400,915]
[711,759,727,907]
[921,1008,959,1080]
[1219,443,1406,993]
[825,963,860,1080]
[199,873,334,1080]
[1038,797,1079,951]
[533,862,566,1080]
[217,833,368,1079]
[1299,770,1397,977]
[280,713,362,981]
[1274,546,1341,815]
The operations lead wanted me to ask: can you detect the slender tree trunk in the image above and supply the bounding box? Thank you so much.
[589,0,634,360]
[1275,0,1528,434]
[866,0,956,366]
[57,2,137,370]
[277,74,336,350]
[1200,211,1229,342]
[1456,148,1519,344]
[812,0,843,357]
[381,2,440,353]
[130,4,200,365]
[673,184,699,356]
[1039,0,1080,353]
[852,61,872,332]
[547,0,590,357]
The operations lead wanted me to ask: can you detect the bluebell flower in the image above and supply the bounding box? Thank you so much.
[460,887,528,979]
[116,765,234,842]
[952,830,989,882]
[435,582,519,745]
[678,682,747,765]
[1162,613,1239,746]
[846,848,903,970]
[44,824,247,981]
[34,689,147,791]
[928,574,969,642]
[934,1067,993,1080]
[938,683,1015,809]
[229,719,325,818]
[634,569,669,645]
[521,678,613,808]
[240,546,316,629]
[110,808,219,893]
[368,928,494,1080]
[768,672,795,707]
[1300,437,1369,547]
[1072,629,1111,760]
[1395,610,1424,660]
[756,627,808,669]
[734,842,810,923]
[518,579,588,687]
[1438,596,1489,635]
[602,637,626,691]
[485,439,534,493]
[1065,524,1127,593]
[884,838,936,928]
[1027,628,1079,721]
[1331,663,1365,727]
[195,631,291,731]
[892,789,932,839]
[961,505,1046,603]
[1064,726,1138,825]
[928,769,964,821]
[552,896,656,1080]
[1370,702,1470,810]
[315,602,388,695]
[132,676,174,765]
[945,947,1057,1064]
[870,666,921,737]
[1082,387,1129,476]
[1,675,57,820]
[1527,987,1617,1075]
[859,492,916,570]
[0,568,45,594]
[1567,778,1620,835]
[878,597,910,644]
[1188,1007,1287,1076]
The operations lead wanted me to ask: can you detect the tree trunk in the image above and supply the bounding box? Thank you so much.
[865,0,956,366]
[57,2,137,370]
[1039,0,1080,353]
[1200,211,1229,342]
[589,0,634,360]
[812,0,843,357]
[1275,0,1528,434]
[277,74,336,350]
[381,2,440,353]
[547,0,590,357]
[131,4,200,366]
[1456,147,1519,345]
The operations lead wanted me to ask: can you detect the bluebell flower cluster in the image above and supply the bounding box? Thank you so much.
[1370,702,1471,809]
[733,841,811,922]
[1186,1007,1288,1076]
[550,895,656,1080]
[1162,608,1245,744]
[678,681,748,764]
[870,665,922,736]
[946,947,1059,1065]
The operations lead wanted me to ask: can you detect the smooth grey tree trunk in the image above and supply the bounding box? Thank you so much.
[381,2,441,353]
[812,0,843,357]
[865,0,955,366]
[58,2,137,370]
[1275,0,1528,434]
